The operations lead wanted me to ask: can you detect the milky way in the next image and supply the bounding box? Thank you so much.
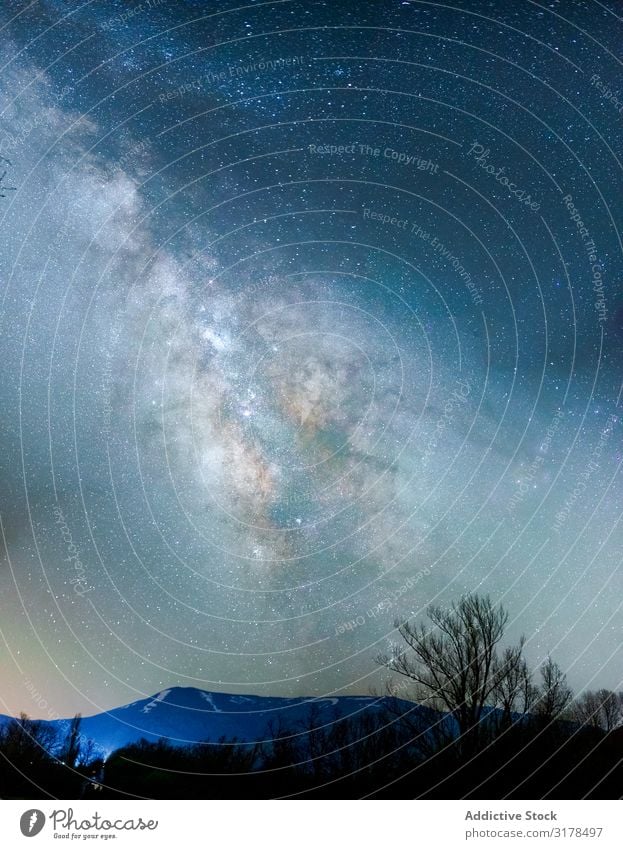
[0,0,621,717]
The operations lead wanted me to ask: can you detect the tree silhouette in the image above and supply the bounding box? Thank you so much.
[60,714,82,768]
[573,689,621,732]
[535,656,573,723]
[377,593,515,755]
[492,640,538,729]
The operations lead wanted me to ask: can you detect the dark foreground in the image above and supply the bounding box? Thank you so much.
[1,705,621,799]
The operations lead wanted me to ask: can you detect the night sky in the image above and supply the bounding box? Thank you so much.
[0,0,622,719]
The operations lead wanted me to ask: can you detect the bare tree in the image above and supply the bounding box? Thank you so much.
[535,657,573,723]
[76,737,98,768]
[602,690,623,730]
[377,594,511,754]
[60,714,82,768]
[573,689,621,732]
[492,641,538,728]
[0,712,57,766]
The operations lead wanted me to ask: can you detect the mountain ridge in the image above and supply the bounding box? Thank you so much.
[0,686,419,756]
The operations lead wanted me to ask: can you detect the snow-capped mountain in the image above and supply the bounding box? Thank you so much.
[1,688,418,756]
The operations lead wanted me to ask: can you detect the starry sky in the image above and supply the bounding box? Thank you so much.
[0,0,622,719]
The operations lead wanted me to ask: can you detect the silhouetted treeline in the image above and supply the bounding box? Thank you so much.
[91,700,622,799]
[100,707,420,799]
[2,595,621,799]
[0,712,103,798]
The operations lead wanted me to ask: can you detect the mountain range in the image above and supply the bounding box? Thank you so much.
[1,687,419,756]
